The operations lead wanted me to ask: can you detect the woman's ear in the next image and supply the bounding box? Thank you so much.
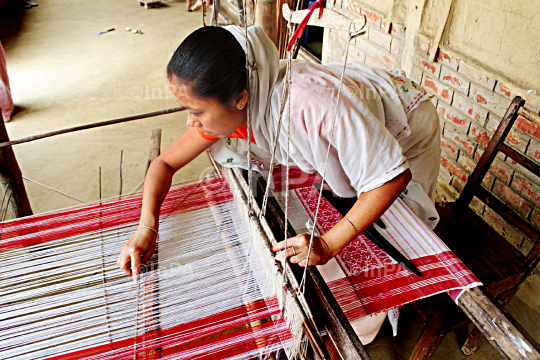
[236,89,248,109]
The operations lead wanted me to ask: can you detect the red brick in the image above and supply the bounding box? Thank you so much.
[382,54,399,68]
[356,36,398,68]
[452,92,488,123]
[414,54,441,77]
[506,130,530,153]
[452,177,465,193]
[483,207,527,249]
[390,37,403,56]
[489,157,514,184]
[409,65,423,85]
[485,113,501,132]
[469,122,492,148]
[440,66,470,95]
[470,196,486,215]
[474,146,484,161]
[511,173,540,204]
[349,42,366,62]
[364,54,386,69]
[493,180,532,217]
[341,0,361,15]
[457,153,477,172]
[506,157,540,185]
[458,61,496,91]
[444,126,476,155]
[361,7,382,26]
[439,166,453,184]
[414,34,430,55]
[423,75,454,104]
[531,208,540,230]
[436,49,459,71]
[515,115,540,140]
[526,140,540,162]
[441,137,459,158]
[438,102,471,132]
[483,171,496,189]
[494,81,540,112]
[441,155,468,182]
[470,83,512,118]
[390,22,405,39]
[368,26,392,51]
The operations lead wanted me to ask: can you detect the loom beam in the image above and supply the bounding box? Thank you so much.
[248,171,371,360]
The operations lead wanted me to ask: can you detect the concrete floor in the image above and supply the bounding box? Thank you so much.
[0,1,538,359]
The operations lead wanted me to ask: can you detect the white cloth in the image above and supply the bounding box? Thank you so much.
[211,26,440,228]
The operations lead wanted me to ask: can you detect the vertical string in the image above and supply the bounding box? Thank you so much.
[299,21,363,293]
[243,0,255,217]
[98,167,114,346]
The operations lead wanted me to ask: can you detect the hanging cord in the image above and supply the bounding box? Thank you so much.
[243,0,256,217]
[281,13,295,286]
[299,21,364,294]
[258,52,293,219]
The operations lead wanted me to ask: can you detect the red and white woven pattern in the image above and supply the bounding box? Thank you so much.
[0,177,296,360]
[273,167,481,322]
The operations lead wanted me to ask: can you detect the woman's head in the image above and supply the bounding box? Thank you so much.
[167,26,248,138]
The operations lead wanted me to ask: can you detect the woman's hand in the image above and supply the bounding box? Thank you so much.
[272,233,333,267]
[117,227,158,282]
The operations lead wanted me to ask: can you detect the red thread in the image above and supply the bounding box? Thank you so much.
[286,0,326,52]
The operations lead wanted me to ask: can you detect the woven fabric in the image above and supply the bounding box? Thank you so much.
[273,167,481,322]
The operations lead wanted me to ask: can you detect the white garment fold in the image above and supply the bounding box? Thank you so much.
[211,26,440,229]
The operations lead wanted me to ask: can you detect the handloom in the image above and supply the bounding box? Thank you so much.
[0,176,308,359]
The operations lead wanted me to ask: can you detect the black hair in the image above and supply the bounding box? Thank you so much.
[167,26,247,106]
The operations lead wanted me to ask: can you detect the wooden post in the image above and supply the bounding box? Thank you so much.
[255,0,279,47]
[0,121,32,218]
[457,287,540,360]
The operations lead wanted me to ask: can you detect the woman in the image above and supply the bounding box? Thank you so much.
[117,25,440,344]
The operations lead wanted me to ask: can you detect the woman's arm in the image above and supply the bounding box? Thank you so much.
[117,127,216,281]
[273,169,412,266]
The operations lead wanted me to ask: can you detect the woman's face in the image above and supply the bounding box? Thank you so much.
[169,79,248,139]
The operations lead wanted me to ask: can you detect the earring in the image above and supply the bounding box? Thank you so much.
[236,104,244,110]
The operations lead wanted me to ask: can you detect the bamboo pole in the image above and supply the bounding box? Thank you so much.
[0,121,32,218]
[255,0,279,46]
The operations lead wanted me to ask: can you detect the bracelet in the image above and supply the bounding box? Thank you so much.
[139,225,159,237]
[343,217,361,237]
[319,236,331,258]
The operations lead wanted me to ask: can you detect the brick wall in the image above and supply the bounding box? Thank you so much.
[322,1,540,255]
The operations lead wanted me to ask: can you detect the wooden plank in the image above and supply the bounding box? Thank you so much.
[518,107,540,129]
[0,120,32,218]
[476,186,539,243]
[282,4,366,32]
[428,0,453,62]
[250,174,370,359]
[456,97,525,209]
[457,287,540,360]
[499,143,540,179]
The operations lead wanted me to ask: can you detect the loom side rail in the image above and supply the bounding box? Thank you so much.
[219,164,370,360]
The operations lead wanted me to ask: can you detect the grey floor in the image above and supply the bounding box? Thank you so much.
[0,0,538,358]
